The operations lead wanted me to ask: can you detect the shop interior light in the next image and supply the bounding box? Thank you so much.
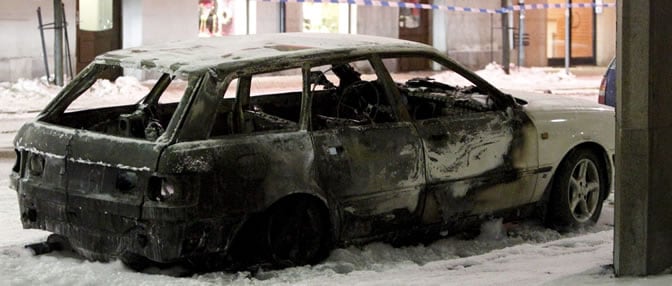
[79,0,113,31]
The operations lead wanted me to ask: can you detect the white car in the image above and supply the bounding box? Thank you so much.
[11,33,614,271]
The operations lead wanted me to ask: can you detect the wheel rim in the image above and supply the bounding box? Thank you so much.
[267,202,324,266]
[567,158,601,223]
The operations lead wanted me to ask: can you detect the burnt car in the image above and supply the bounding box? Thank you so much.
[10,33,614,270]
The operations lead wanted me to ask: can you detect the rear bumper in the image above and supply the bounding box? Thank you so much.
[14,176,245,263]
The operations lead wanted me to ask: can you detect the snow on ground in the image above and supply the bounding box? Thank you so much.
[0,65,655,285]
[2,178,657,286]
[0,77,61,115]
[475,63,602,95]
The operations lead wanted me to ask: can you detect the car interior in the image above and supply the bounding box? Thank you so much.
[49,60,499,141]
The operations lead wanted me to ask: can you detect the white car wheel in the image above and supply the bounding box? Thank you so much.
[547,149,606,229]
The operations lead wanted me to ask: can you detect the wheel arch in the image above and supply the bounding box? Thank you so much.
[538,141,611,228]
[265,192,339,246]
[549,141,613,200]
[226,191,339,265]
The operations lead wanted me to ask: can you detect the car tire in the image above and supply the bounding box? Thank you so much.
[546,149,606,230]
[266,198,330,267]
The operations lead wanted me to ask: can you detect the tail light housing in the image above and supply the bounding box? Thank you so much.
[28,153,45,176]
[12,150,21,173]
[598,77,607,105]
[147,175,199,205]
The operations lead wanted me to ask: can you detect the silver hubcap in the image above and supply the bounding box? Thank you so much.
[568,159,600,222]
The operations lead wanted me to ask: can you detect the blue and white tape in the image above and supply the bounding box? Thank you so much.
[260,0,616,14]
[510,2,616,11]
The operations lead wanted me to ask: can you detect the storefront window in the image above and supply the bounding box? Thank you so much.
[199,0,249,36]
[546,0,595,62]
[302,3,355,34]
[399,0,421,29]
[79,0,114,31]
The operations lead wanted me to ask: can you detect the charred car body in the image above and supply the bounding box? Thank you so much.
[10,33,615,269]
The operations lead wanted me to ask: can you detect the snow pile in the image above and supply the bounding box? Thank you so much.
[0,77,61,113]
[0,218,612,286]
[476,218,506,241]
[66,76,150,111]
[472,62,599,95]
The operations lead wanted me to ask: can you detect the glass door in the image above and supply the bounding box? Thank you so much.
[546,0,596,65]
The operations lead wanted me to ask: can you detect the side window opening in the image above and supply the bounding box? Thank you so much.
[210,69,302,138]
[309,60,396,131]
[383,56,497,120]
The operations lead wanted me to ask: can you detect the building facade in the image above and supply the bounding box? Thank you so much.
[0,0,616,82]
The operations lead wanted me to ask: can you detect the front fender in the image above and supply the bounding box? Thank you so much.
[524,108,615,202]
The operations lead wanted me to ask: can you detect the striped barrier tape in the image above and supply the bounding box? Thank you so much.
[510,2,616,11]
[259,0,616,14]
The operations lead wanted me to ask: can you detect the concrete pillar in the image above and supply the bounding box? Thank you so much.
[615,0,672,276]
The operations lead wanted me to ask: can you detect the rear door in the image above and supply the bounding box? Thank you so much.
[312,121,425,240]
[308,59,425,240]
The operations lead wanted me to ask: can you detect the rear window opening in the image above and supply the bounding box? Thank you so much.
[43,64,191,141]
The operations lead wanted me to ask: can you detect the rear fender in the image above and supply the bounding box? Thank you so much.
[158,131,326,216]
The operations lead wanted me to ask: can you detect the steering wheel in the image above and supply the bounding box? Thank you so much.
[336,81,381,122]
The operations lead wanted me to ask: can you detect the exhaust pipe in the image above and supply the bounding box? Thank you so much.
[25,234,71,255]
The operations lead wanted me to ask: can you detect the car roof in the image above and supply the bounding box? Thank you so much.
[94,33,435,76]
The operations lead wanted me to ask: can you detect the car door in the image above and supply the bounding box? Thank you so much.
[377,53,539,225]
[415,110,536,223]
[312,122,425,240]
[308,59,425,240]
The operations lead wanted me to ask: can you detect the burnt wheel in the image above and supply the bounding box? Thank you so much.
[266,198,330,267]
[120,252,153,272]
[547,149,606,229]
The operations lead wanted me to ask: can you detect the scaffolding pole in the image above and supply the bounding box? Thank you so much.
[501,0,510,74]
[53,0,64,86]
[61,2,73,79]
[37,7,51,83]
